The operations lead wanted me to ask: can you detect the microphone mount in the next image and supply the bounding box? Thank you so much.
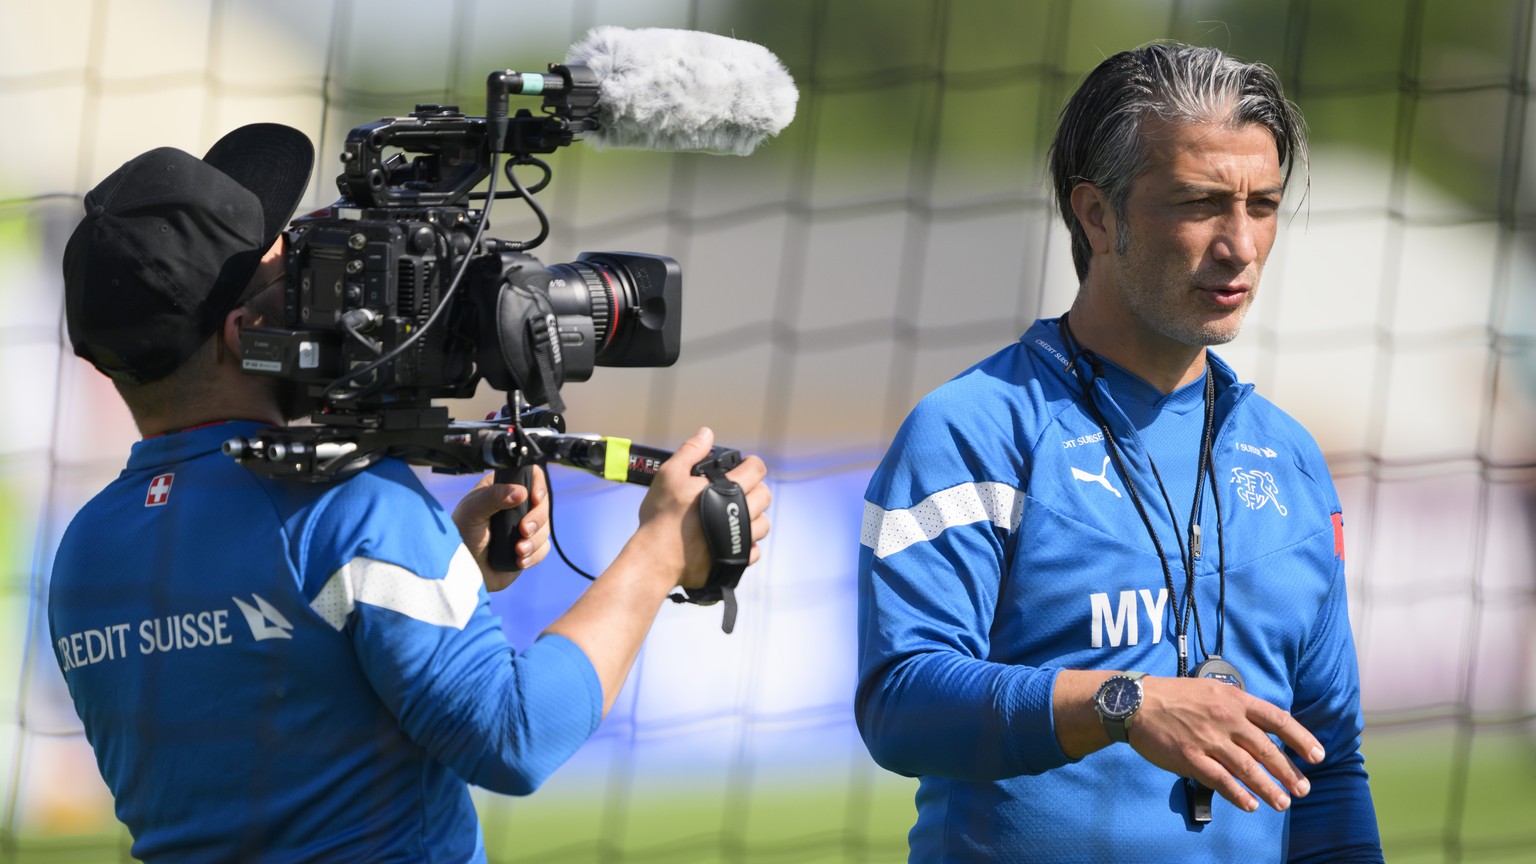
[335,65,601,210]
[486,65,601,155]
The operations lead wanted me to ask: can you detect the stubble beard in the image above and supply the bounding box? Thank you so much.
[1115,223,1257,349]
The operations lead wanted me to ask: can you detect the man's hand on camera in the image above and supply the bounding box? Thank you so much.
[539,429,770,718]
[452,466,551,591]
[635,427,771,589]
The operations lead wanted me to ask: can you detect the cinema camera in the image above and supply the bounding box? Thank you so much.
[221,65,749,625]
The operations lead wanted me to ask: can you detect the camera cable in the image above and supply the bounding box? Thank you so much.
[321,163,503,404]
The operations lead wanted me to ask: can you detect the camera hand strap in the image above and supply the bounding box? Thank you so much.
[526,313,567,415]
[670,457,751,634]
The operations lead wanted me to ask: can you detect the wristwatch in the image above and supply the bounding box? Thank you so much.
[1093,671,1147,744]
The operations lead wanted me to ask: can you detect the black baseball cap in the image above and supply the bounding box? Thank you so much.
[63,123,314,384]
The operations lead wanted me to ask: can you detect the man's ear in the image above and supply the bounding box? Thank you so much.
[219,305,248,364]
[1069,182,1116,256]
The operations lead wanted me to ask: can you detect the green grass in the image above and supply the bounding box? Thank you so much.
[6,729,1533,863]
[1365,726,1536,863]
[474,769,915,864]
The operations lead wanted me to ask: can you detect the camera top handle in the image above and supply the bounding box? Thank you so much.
[338,109,491,209]
[335,65,601,211]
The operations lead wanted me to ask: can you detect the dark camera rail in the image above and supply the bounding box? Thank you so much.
[221,411,748,631]
[220,410,736,489]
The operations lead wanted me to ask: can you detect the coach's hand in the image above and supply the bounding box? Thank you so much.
[453,466,551,591]
[1129,675,1323,814]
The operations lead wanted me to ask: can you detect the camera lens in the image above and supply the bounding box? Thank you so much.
[552,252,681,369]
[546,261,622,359]
[489,251,680,403]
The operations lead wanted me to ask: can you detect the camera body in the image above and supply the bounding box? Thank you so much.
[240,203,682,412]
[238,75,681,422]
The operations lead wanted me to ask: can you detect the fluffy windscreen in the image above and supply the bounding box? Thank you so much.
[565,26,798,156]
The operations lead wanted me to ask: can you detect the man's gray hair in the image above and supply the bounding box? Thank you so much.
[1048,42,1308,282]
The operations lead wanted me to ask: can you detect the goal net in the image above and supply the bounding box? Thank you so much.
[1,0,1532,860]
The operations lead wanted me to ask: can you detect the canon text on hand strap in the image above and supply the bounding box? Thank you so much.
[668,453,751,634]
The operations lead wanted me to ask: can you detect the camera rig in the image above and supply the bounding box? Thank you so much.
[223,65,751,630]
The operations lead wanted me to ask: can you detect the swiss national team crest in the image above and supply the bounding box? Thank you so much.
[145,473,174,507]
[1229,467,1287,515]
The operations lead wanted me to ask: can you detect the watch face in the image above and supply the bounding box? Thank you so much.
[1098,677,1141,719]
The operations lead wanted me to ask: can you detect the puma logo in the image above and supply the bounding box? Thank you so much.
[1071,455,1121,498]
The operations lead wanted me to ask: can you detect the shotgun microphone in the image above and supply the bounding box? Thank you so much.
[562,26,798,155]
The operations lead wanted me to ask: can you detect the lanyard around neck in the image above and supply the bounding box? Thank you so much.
[1056,314,1227,676]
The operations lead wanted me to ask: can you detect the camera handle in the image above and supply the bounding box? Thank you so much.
[671,452,751,634]
[487,463,539,574]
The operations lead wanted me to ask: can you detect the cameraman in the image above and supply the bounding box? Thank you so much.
[48,123,771,862]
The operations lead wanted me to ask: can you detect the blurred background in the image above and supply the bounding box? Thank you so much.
[1,0,1533,861]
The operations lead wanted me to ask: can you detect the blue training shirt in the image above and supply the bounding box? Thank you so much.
[856,319,1383,863]
[49,421,603,862]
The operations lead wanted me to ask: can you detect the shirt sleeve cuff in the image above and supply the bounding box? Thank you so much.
[1001,665,1075,774]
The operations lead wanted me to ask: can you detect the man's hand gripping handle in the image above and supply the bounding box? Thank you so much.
[487,464,537,573]
[670,448,750,633]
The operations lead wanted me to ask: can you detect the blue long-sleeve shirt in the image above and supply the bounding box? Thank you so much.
[857,318,1382,862]
[49,421,603,862]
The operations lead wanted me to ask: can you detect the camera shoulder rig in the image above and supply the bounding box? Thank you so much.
[223,415,756,634]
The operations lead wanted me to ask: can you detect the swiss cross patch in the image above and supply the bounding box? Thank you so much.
[145,473,174,507]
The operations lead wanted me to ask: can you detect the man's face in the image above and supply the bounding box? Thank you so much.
[1106,117,1285,350]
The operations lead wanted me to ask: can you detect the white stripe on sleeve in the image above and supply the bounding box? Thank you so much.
[310,545,483,630]
[861,481,1024,560]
